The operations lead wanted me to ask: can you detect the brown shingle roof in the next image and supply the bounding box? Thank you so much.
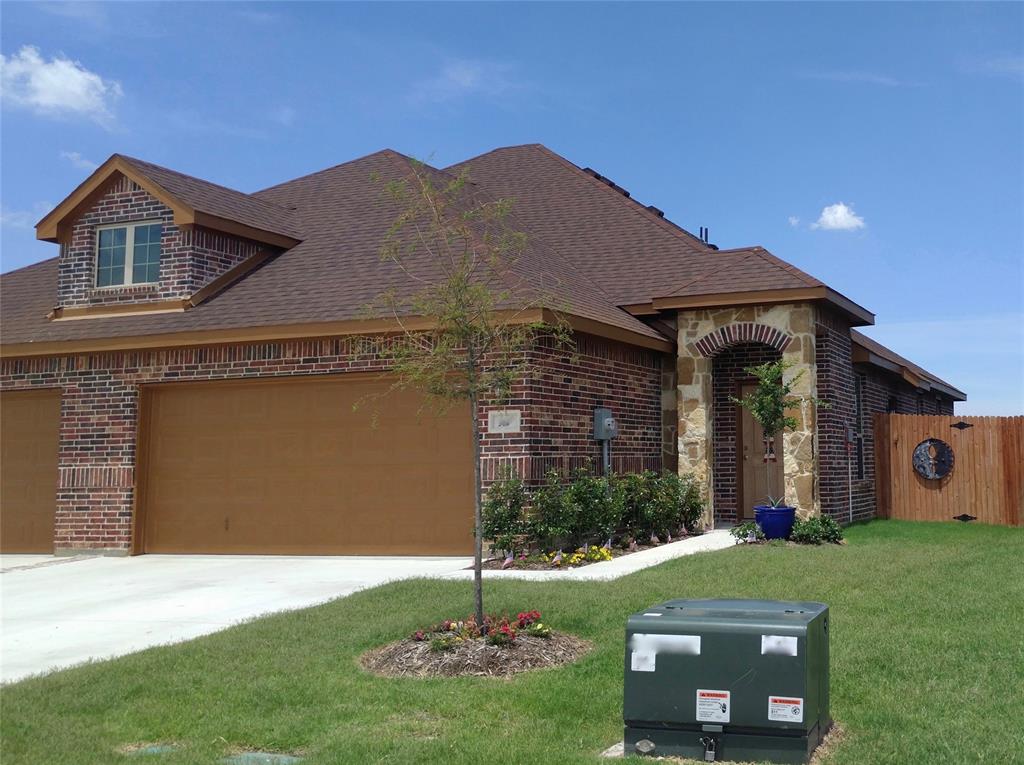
[851,329,966,400]
[1,150,664,349]
[116,155,303,241]
[447,144,728,306]
[664,246,823,296]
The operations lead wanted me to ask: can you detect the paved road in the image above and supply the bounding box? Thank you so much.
[0,553,471,683]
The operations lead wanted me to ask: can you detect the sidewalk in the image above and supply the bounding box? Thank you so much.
[439,529,734,582]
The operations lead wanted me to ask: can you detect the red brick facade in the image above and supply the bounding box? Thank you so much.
[0,332,667,553]
[57,176,268,309]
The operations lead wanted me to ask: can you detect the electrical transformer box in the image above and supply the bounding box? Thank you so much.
[624,599,830,763]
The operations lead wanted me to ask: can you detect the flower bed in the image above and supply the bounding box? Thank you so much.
[482,467,706,569]
[730,515,846,546]
[360,611,590,678]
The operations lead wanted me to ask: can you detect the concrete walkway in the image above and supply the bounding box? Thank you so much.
[0,553,471,684]
[0,531,735,683]
[441,529,735,582]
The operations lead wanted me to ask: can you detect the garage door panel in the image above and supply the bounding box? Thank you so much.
[1,390,60,553]
[141,376,473,554]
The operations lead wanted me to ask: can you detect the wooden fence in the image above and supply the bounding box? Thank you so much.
[874,414,1023,526]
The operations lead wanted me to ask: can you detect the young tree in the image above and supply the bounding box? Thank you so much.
[370,161,571,627]
[730,359,826,507]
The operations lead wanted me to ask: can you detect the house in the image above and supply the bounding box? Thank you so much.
[0,145,965,556]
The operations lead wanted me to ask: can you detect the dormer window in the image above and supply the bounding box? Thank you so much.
[96,221,162,287]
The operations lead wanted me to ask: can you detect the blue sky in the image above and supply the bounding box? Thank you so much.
[1,1,1021,414]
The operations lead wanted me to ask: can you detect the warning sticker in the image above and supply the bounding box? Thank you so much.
[768,696,804,723]
[630,651,656,672]
[696,689,730,723]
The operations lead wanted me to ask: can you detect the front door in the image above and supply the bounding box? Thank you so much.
[738,382,785,521]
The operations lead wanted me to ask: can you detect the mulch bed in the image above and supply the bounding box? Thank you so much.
[478,536,701,571]
[360,632,592,678]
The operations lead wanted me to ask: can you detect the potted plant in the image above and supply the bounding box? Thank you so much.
[731,360,824,539]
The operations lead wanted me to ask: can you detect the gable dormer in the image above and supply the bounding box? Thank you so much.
[36,155,301,319]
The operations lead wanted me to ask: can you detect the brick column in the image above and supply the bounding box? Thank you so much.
[55,377,138,554]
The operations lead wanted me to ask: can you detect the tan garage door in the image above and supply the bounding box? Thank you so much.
[138,375,474,555]
[1,389,60,553]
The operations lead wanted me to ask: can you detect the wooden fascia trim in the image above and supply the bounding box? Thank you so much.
[0,309,546,359]
[544,310,675,352]
[652,287,829,311]
[621,302,660,316]
[652,286,874,326]
[189,212,301,249]
[37,157,195,242]
[49,299,189,321]
[187,250,275,308]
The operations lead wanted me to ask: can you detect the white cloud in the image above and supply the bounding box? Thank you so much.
[410,59,522,104]
[272,106,296,127]
[788,216,800,228]
[960,54,1024,79]
[36,2,107,26]
[811,202,865,231]
[802,70,907,87]
[0,201,54,230]
[60,150,99,171]
[0,45,122,126]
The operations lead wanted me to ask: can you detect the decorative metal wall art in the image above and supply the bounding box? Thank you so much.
[912,438,955,480]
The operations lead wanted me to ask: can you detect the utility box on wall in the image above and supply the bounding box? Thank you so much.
[624,599,830,764]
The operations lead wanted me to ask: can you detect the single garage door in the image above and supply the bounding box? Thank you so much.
[138,375,474,555]
[1,389,60,553]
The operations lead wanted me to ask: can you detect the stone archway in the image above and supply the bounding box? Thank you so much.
[676,304,820,527]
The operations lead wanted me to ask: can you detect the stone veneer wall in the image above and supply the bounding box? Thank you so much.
[58,175,268,309]
[711,342,784,524]
[0,331,666,553]
[677,303,820,525]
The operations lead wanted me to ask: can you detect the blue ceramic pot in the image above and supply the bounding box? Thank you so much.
[754,505,797,540]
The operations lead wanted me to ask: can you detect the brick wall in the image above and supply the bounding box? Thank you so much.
[816,308,956,523]
[815,310,859,521]
[0,331,667,553]
[58,175,267,309]
[481,333,666,483]
[711,342,782,524]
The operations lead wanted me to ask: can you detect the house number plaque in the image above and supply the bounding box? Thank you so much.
[912,438,954,480]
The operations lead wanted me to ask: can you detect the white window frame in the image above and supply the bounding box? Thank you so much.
[94,220,163,287]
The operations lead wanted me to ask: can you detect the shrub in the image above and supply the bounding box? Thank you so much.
[615,471,659,540]
[482,465,528,553]
[527,469,571,550]
[656,472,704,534]
[562,469,621,547]
[790,515,845,545]
[730,521,766,543]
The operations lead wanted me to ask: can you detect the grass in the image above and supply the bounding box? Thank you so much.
[2,520,1022,764]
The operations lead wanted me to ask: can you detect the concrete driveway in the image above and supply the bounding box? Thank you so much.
[0,553,470,684]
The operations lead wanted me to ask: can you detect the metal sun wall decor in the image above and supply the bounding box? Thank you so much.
[912,438,955,480]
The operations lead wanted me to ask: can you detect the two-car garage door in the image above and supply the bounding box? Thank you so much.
[0,390,61,553]
[138,376,474,555]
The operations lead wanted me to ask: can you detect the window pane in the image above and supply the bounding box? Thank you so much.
[97,227,127,286]
[132,224,161,282]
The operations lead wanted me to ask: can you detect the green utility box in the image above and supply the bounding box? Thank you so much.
[623,599,830,763]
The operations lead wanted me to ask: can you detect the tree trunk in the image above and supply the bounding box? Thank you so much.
[470,388,484,628]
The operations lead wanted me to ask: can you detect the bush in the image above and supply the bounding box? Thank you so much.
[790,514,845,545]
[615,471,659,539]
[563,469,621,547]
[527,470,571,550]
[730,521,766,543]
[655,472,704,535]
[482,465,528,554]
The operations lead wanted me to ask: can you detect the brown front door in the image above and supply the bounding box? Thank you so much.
[137,375,474,555]
[737,381,784,520]
[1,389,61,553]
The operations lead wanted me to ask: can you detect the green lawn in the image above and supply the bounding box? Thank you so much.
[2,521,1022,765]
